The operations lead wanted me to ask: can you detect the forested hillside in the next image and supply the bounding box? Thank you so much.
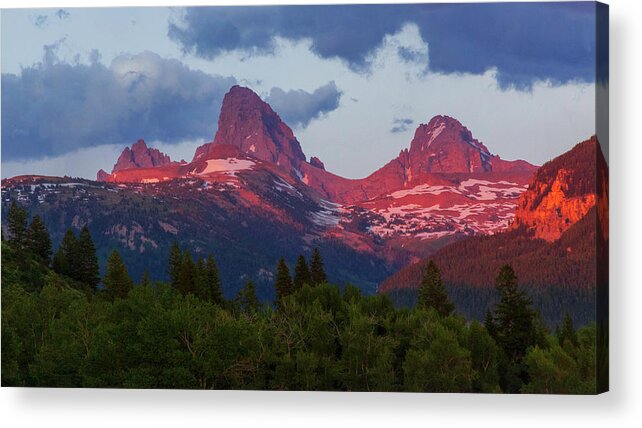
[2,202,603,393]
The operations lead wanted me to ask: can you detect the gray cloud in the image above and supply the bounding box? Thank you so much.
[168,4,599,88]
[56,9,70,20]
[34,15,48,28]
[390,118,414,134]
[1,50,236,161]
[266,82,342,129]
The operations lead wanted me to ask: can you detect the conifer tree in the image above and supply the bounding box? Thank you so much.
[26,215,52,264]
[237,280,260,313]
[274,257,293,308]
[205,255,224,305]
[309,248,327,286]
[195,257,206,297]
[53,229,78,278]
[176,250,196,295]
[417,260,454,317]
[168,241,182,288]
[293,254,311,291]
[103,249,134,299]
[484,307,497,339]
[558,311,578,347]
[76,226,100,289]
[7,201,28,250]
[52,247,69,276]
[494,264,535,361]
[140,270,152,287]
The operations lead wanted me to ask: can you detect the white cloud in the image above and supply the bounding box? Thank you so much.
[2,13,596,180]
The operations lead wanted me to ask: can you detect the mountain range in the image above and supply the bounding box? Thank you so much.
[1,85,606,322]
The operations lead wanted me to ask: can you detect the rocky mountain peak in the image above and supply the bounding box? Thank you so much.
[194,85,306,174]
[111,139,173,173]
[407,115,493,174]
[96,169,109,182]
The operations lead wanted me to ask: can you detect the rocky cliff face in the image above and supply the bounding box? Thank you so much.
[193,85,306,176]
[96,169,109,181]
[512,137,606,241]
[90,85,539,263]
[406,115,493,175]
[111,139,173,173]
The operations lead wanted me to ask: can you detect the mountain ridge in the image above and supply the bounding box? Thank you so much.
[4,85,583,303]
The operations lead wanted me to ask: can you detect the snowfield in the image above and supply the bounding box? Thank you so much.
[197,158,256,176]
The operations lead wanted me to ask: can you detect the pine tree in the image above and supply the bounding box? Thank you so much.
[53,229,78,278]
[417,260,454,317]
[558,311,578,347]
[103,250,134,299]
[194,257,206,296]
[494,264,535,361]
[484,307,497,339]
[52,247,69,276]
[76,226,100,289]
[274,257,293,308]
[26,215,52,264]
[7,201,28,250]
[309,248,327,286]
[493,264,535,392]
[176,250,196,295]
[237,280,260,313]
[293,254,311,291]
[204,255,224,305]
[168,241,182,288]
[140,270,152,287]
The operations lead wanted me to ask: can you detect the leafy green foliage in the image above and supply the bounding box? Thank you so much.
[1,227,600,393]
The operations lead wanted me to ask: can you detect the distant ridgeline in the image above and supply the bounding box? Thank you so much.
[381,137,608,328]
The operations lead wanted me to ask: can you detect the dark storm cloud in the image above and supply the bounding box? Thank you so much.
[1,51,236,161]
[169,2,598,88]
[390,118,414,134]
[266,82,342,129]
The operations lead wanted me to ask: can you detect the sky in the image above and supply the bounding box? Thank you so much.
[1,2,603,180]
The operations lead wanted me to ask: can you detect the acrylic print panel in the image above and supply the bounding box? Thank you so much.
[0,2,608,394]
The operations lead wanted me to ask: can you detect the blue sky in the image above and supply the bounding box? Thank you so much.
[1,2,601,179]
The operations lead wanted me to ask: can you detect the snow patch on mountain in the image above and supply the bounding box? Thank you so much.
[197,158,255,176]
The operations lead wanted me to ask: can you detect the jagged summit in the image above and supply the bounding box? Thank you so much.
[95,87,535,205]
[111,139,173,173]
[193,85,306,175]
[406,115,493,174]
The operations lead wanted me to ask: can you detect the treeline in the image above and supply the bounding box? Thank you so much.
[2,202,598,393]
[381,207,602,326]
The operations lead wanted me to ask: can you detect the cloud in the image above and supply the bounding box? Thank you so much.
[56,9,70,20]
[168,3,597,88]
[1,49,236,161]
[390,118,414,134]
[33,15,48,28]
[266,82,342,128]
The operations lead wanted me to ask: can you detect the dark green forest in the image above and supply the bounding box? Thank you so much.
[2,202,601,393]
